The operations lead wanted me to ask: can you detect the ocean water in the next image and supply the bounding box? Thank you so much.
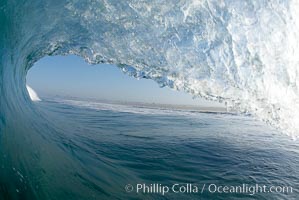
[1,97,297,199]
[2,0,299,199]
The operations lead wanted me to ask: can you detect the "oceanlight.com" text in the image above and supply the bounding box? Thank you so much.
[124,183,293,196]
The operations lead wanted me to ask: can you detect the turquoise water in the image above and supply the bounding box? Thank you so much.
[1,97,297,199]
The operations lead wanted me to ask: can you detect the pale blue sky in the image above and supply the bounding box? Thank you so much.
[27,55,222,106]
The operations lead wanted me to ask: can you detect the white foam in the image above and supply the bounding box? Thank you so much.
[26,85,41,101]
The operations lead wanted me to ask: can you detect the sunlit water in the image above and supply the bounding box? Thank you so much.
[2,97,297,199]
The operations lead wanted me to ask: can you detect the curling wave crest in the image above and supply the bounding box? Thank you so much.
[1,0,299,137]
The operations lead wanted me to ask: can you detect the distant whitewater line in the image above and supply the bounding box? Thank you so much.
[52,97,228,116]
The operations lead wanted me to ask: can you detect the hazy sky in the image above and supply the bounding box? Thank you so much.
[27,55,222,106]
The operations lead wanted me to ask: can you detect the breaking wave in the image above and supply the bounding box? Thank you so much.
[1,1,299,137]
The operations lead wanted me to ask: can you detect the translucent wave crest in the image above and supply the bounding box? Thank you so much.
[1,0,299,137]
